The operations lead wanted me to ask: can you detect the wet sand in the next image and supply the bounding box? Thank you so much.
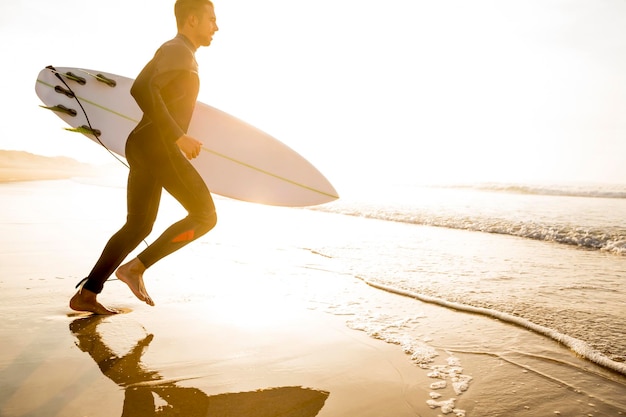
[0,281,431,416]
[0,177,433,417]
[1,178,625,416]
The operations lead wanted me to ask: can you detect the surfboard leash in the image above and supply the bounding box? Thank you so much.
[46,65,130,170]
[46,66,150,251]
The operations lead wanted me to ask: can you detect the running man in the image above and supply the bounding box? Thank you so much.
[70,0,219,314]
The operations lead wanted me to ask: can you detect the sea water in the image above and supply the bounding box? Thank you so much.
[203,179,624,415]
[10,178,625,414]
[310,183,626,364]
[302,182,626,414]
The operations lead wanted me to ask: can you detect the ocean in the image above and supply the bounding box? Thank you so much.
[302,181,626,414]
[311,182,626,366]
[4,178,625,415]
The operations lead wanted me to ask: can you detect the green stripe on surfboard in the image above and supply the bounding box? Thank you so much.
[37,78,338,200]
[201,146,339,199]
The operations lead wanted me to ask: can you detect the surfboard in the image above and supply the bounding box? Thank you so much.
[35,66,338,207]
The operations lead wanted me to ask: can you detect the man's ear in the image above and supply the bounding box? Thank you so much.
[188,13,199,28]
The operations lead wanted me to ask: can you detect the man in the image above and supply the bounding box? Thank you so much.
[70,0,219,314]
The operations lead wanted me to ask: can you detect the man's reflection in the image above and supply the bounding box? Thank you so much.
[69,316,329,417]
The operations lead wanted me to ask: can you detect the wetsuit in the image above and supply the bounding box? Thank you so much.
[80,34,217,294]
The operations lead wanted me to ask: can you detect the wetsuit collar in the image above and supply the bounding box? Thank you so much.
[176,33,198,53]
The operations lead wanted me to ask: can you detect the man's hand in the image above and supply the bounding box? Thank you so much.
[176,134,203,159]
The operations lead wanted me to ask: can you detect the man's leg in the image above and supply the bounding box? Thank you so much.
[131,148,216,270]
[70,167,161,313]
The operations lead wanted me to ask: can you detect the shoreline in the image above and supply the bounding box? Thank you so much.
[1,179,625,416]
[360,277,626,376]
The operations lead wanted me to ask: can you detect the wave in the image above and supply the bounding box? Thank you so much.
[357,276,626,376]
[435,182,626,199]
[313,205,626,255]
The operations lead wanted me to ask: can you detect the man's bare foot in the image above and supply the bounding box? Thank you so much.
[116,258,154,306]
[70,288,118,315]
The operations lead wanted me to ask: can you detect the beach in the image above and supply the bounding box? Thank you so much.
[0,151,98,183]
[3,0,625,413]
[1,175,626,416]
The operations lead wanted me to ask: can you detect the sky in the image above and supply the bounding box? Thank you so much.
[1,0,625,190]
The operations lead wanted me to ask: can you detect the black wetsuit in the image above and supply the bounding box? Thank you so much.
[81,34,217,294]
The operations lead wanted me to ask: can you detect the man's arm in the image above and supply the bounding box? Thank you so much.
[130,42,196,143]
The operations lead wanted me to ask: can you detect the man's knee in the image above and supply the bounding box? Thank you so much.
[200,209,217,232]
[125,217,154,241]
[191,208,217,237]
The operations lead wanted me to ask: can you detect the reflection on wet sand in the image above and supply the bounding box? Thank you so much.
[69,316,329,417]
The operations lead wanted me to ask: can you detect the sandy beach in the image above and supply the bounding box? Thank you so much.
[0,151,99,183]
[0,177,432,417]
[4,0,626,413]
[1,174,625,416]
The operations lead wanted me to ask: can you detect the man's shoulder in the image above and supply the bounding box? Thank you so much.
[161,35,196,54]
[156,36,197,71]
[160,37,192,56]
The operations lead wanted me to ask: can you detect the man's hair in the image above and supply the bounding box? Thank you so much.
[175,0,214,29]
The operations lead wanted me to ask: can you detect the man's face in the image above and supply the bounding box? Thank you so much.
[194,4,218,47]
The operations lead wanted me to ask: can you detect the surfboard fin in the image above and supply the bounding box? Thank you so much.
[64,125,102,137]
[63,72,87,85]
[75,69,117,87]
[40,104,77,117]
[95,73,116,87]
[83,72,117,87]
[54,85,75,98]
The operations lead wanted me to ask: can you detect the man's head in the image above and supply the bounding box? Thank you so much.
[175,0,218,48]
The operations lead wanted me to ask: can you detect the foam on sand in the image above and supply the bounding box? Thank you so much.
[357,276,626,376]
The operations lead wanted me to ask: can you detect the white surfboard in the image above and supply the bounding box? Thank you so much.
[35,66,338,207]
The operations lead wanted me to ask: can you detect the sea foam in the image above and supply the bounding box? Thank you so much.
[357,277,626,376]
